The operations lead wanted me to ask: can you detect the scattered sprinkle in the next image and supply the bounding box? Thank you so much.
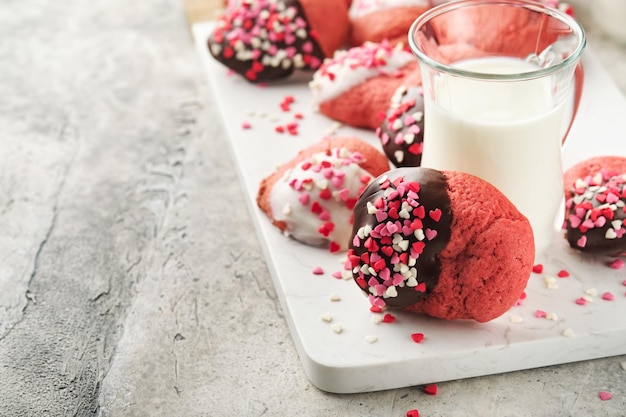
[575,297,587,306]
[411,333,425,343]
[364,335,378,344]
[563,328,575,337]
[332,270,342,279]
[599,391,613,401]
[544,276,559,289]
[602,291,615,301]
[320,313,332,323]
[331,323,343,334]
[546,312,559,321]
[585,288,598,297]
[329,293,341,302]
[610,259,625,269]
[371,314,383,324]
[312,266,324,275]
[241,122,252,129]
[510,314,524,323]
[557,269,570,278]
[423,384,438,395]
[535,309,547,318]
[382,313,396,323]
[406,410,420,417]
[532,264,544,273]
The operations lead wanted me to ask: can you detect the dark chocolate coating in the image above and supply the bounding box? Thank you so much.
[348,167,452,309]
[377,86,425,167]
[565,173,626,256]
[207,0,325,82]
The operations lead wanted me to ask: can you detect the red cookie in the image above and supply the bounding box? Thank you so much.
[257,137,390,252]
[563,156,626,256]
[309,41,422,130]
[208,0,350,82]
[348,0,442,48]
[346,167,534,322]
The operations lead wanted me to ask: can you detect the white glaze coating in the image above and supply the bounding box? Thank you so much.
[268,148,373,250]
[309,42,414,106]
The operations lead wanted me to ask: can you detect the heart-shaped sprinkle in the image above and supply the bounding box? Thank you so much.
[411,333,424,343]
[429,208,442,222]
[532,264,544,274]
[425,228,438,240]
[602,292,615,301]
[406,410,420,417]
[599,391,613,401]
[557,270,570,278]
[423,384,438,395]
[382,313,396,323]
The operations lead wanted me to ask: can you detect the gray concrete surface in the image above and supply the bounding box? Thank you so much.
[1,0,626,416]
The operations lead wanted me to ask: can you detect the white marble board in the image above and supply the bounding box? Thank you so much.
[193,22,626,394]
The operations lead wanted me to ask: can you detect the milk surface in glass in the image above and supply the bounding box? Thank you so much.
[421,57,566,253]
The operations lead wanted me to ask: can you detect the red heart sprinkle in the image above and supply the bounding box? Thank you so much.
[429,208,442,222]
[415,282,427,292]
[423,384,438,395]
[557,270,570,278]
[532,264,544,273]
[599,391,612,401]
[382,313,396,323]
[329,242,340,253]
[406,410,420,417]
[411,333,424,343]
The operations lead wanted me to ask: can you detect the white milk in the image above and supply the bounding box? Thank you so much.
[421,57,566,253]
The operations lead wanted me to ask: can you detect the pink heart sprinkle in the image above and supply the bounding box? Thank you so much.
[425,228,437,240]
[577,235,587,248]
[602,292,615,301]
[575,297,587,305]
[568,215,581,228]
[298,193,310,205]
[599,391,613,401]
[337,188,350,201]
[535,309,547,318]
[312,266,324,275]
[610,259,625,270]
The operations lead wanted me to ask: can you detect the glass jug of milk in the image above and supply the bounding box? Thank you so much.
[409,0,586,254]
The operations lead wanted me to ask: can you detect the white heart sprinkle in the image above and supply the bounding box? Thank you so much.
[331,323,343,334]
[562,328,575,337]
[364,335,378,344]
